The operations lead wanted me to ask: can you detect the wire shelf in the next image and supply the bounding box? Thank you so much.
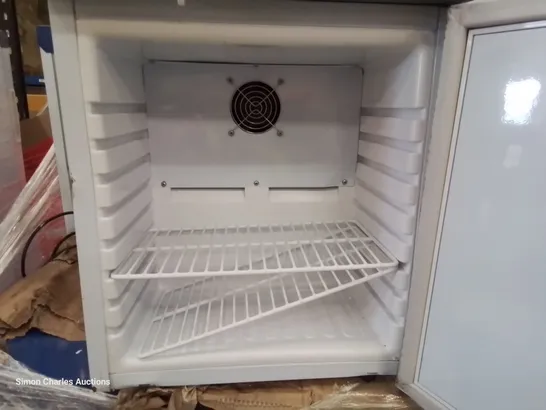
[138,262,394,358]
[112,221,398,279]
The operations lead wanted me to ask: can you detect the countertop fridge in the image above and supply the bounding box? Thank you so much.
[40,0,546,408]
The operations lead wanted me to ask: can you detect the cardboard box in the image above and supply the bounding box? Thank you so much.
[19,106,51,150]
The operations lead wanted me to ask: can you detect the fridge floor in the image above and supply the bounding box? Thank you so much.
[113,287,398,386]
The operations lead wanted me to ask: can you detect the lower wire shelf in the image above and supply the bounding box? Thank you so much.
[139,265,395,358]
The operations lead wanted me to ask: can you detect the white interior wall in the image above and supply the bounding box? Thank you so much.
[353,44,435,352]
[76,35,153,356]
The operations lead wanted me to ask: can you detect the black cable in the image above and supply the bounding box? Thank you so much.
[21,211,74,278]
[49,231,76,261]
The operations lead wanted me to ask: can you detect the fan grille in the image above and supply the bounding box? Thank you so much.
[230,81,281,134]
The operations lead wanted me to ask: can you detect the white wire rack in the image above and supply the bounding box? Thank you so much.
[138,262,394,358]
[153,291,382,355]
[112,221,398,279]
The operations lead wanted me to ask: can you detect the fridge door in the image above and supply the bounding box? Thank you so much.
[398,2,546,409]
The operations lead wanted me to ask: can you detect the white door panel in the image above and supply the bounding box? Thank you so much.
[417,25,546,409]
[401,19,546,410]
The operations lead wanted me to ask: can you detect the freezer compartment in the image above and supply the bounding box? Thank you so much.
[109,278,399,386]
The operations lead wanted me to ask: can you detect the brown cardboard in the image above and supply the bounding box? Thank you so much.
[0,245,85,341]
[19,107,52,149]
[116,378,420,410]
[117,388,175,410]
[19,0,49,77]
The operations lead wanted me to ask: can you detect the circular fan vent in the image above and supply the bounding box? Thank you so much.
[230,81,281,134]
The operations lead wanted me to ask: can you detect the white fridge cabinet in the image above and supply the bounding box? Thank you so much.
[46,0,546,408]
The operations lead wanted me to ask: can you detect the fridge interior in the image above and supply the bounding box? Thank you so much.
[74,0,440,385]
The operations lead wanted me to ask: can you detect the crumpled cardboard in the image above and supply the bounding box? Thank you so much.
[116,378,419,410]
[19,106,52,149]
[0,245,85,341]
